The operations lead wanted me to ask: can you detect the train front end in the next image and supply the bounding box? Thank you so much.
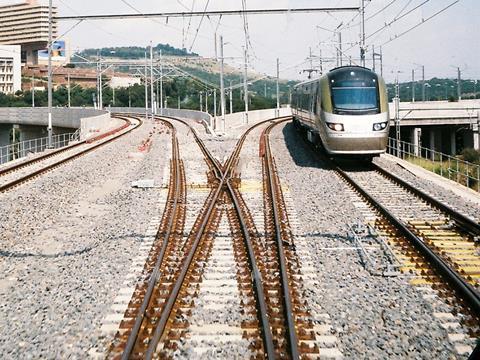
[318,66,389,156]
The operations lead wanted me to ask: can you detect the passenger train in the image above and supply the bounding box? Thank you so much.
[291,66,389,160]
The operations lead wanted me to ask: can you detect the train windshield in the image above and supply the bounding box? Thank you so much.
[329,68,379,114]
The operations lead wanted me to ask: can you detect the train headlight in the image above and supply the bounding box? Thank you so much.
[373,122,388,131]
[327,123,344,131]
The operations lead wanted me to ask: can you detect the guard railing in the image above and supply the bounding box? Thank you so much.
[0,132,80,165]
[387,137,480,192]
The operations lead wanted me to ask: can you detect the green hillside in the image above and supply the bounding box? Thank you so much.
[78,43,198,59]
[386,78,479,102]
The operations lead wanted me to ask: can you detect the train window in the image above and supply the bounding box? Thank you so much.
[328,68,379,114]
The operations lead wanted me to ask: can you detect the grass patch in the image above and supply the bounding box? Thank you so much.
[404,155,479,192]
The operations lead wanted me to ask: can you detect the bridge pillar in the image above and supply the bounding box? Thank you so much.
[429,128,436,160]
[411,127,421,156]
[0,124,11,148]
[450,131,457,155]
[474,111,480,151]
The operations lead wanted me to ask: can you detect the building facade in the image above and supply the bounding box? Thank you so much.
[0,45,21,94]
[0,0,58,65]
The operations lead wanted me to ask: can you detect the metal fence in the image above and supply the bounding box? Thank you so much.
[0,131,80,165]
[387,137,480,192]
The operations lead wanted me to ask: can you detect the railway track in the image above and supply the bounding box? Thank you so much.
[260,120,320,356]
[294,123,480,349]
[108,115,324,358]
[339,164,480,290]
[0,115,140,193]
[337,165,480,345]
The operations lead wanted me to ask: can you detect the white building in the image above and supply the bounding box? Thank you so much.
[109,76,142,89]
[0,0,58,65]
[0,45,21,94]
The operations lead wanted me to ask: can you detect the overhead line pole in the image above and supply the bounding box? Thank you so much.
[160,50,163,115]
[99,58,103,109]
[229,80,233,114]
[31,72,35,107]
[276,58,280,117]
[96,51,99,108]
[243,46,248,124]
[422,65,425,102]
[412,69,415,103]
[205,90,208,114]
[47,0,53,147]
[219,35,226,133]
[319,49,323,74]
[67,72,71,107]
[144,51,148,119]
[156,65,159,111]
[457,67,462,100]
[57,7,360,21]
[360,0,366,67]
[150,42,155,116]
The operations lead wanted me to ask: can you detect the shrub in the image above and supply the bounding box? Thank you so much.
[461,148,480,164]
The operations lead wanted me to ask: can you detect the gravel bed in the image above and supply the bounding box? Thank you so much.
[0,120,135,188]
[171,119,212,246]
[344,169,451,221]
[184,117,249,165]
[374,156,480,221]
[236,125,267,238]
[172,216,253,359]
[0,117,170,357]
[269,121,463,359]
[0,117,126,173]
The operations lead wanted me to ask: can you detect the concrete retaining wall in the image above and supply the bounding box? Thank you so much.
[110,107,214,133]
[0,107,109,128]
[80,112,113,140]
[0,107,112,145]
[110,107,292,133]
[223,107,292,124]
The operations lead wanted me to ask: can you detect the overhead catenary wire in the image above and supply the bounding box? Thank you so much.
[184,0,197,48]
[379,0,460,47]
[395,0,415,19]
[118,0,212,47]
[366,0,431,42]
[58,7,360,20]
[364,0,399,22]
[241,0,255,58]
[55,19,84,42]
[189,0,211,52]
[57,0,136,42]
[339,0,432,56]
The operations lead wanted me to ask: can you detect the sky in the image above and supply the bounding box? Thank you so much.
[2,0,479,83]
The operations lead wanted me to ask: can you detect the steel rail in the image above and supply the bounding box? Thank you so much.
[297,128,480,356]
[121,119,182,359]
[142,115,291,359]
[336,166,480,315]
[143,174,224,358]
[58,7,360,21]
[0,116,140,193]
[161,116,223,179]
[0,139,85,177]
[226,181,276,358]
[373,163,480,236]
[0,115,130,177]
[263,119,300,358]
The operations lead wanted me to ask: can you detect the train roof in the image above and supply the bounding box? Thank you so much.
[293,65,377,90]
